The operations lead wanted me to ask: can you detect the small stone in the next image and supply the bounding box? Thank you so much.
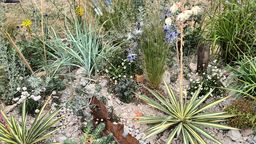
[56,136,67,142]
[241,129,253,137]
[222,137,233,144]
[100,78,108,87]
[136,133,145,140]
[227,130,242,141]
[253,136,256,142]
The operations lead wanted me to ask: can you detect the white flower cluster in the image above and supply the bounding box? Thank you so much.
[13,86,42,104]
[166,3,204,23]
[188,60,227,97]
[176,6,203,22]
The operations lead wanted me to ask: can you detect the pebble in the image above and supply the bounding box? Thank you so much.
[241,129,253,137]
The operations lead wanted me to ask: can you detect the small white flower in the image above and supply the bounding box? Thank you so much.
[170,3,180,13]
[130,76,133,79]
[105,69,109,73]
[42,87,46,91]
[165,17,172,25]
[184,10,193,17]
[21,91,29,97]
[22,87,27,91]
[123,66,127,69]
[35,109,40,113]
[127,33,133,40]
[133,29,142,35]
[13,97,20,102]
[177,10,192,22]
[94,7,103,16]
[118,75,121,77]
[121,62,125,66]
[52,91,57,95]
[16,87,21,91]
[123,75,126,78]
[191,6,203,15]
[32,95,41,101]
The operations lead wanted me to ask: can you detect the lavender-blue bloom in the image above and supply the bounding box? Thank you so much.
[164,25,178,44]
[161,8,172,20]
[127,53,137,62]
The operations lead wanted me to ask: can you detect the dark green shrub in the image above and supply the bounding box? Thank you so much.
[113,79,137,103]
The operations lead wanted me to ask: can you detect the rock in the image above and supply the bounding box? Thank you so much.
[56,136,67,142]
[222,137,233,144]
[123,126,129,137]
[4,104,18,113]
[253,136,256,142]
[241,129,253,137]
[100,78,108,87]
[136,133,145,140]
[227,130,242,141]
[189,63,197,72]
[85,83,96,95]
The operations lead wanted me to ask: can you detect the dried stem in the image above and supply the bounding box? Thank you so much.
[5,33,34,74]
[40,0,47,64]
[179,24,184,102]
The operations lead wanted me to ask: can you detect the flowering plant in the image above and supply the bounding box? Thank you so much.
[163,2,204,50]
[188,60,227,98]
[105,52,137,84]
[13,76,65,115]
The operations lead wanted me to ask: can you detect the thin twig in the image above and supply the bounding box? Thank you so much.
[40,0,47,64]
[5,32,34,74]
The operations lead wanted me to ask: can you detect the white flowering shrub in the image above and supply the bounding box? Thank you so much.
[13,76,65,115]
[188,60,227,98]
[105,52,137,84]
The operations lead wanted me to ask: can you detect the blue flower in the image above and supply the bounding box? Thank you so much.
[164,25,178,44]
[127,53,137,62]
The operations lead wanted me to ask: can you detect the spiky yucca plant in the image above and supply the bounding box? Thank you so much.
[138,82,237,144]
[0,97,62,144]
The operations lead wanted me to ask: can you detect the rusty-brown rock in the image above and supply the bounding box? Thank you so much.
[91,97,139,144]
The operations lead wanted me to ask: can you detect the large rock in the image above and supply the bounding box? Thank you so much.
[227,130,242,141]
